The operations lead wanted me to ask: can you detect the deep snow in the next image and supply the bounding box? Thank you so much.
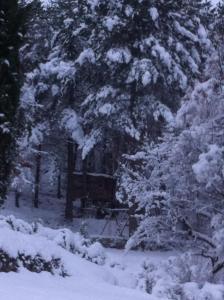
[1,194,224,300]
[0,193,175,300]
[0,242,174,300]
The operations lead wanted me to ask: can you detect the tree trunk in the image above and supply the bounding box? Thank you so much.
[130,81,137,128]
[0,133,12,203]
[65,139,76,220]
[33,144,41,208]
[129,202,138,237]
[57,172,62,199]
[15,190,20,208]
[81,158,88,213]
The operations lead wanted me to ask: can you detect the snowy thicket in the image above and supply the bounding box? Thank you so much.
[0,216,67,275]
[136,253,224,299]
[0,215,106,266]
[117,2,224,286]
[0,213,109,278]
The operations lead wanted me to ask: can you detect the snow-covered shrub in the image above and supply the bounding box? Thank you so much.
[0,250,66,276]
[37,226,106,265]
[136,252,224,300]
[87,242,106,265]
[1,215,33,234]
[0,215,106,266]
[0,226,67,276]
[0,250,18,273]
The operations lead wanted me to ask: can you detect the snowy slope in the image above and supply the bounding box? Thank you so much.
[0,269,152,300]
[0,213,171,300]
[0,229,164,300]
[0,210,223,300]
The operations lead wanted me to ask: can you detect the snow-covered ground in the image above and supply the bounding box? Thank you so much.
[0,193,177,300]
[2,192,69,227]
[0,247,174,300]
[1,195,224,300]
[2,192,129,238]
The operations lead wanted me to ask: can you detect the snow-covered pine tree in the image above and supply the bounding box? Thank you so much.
[120,2,224,253]
[18,0,86,215]
[0,0,26,201]
[49,0,90,219]
[113,0,212,248]
[14,0,53,208]
[81,0,210,158]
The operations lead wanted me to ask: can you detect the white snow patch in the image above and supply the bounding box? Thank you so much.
[76,48,95,65]
[99,103,114,116]
[60,109,84,146]
[103,16,121,31]
[106,48,132,64]
[149,7,159,21]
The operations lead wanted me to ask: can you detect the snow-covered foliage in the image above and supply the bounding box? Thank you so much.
[0,0,26,200]
[37,225,106,265]
[136,252,224,299]
[6,0,224,297]
[60,109,84,146]
[79,0,210,154]
[0,215,106,266]
[193,144,224,189]
[118,13,224,285]
[0,216,67,276]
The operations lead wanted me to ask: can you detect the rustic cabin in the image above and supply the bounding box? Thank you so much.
[69,145,128,221]
[65,140,134,241]
[71,172,118,217]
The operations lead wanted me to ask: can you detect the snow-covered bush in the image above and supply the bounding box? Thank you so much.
[37,225,106,265]
[2,215,34,234]
[0,250,66,276]
[0,226,67,276]
[136,253,224,300]
[0,215,106,266]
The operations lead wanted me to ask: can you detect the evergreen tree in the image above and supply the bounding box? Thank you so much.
[119,2,224,251]
[0,0,25,201]
[113,0,212,248]
[18,0,85,215]
[80,0,210,157]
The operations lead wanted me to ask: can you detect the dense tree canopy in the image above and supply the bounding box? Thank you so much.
[0,0,25,200]
[3,0,224,272]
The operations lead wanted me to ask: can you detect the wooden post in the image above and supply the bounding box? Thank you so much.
[33,144,41,208]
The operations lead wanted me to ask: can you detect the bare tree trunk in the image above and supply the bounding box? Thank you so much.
[82,157,88,196]
[57,171,62,199]
[33,144,42,208]
[65,139,76,220]
[15,190,20,208]
[130,81,137,128]
[80,158,88,214]
[129,202,138,237]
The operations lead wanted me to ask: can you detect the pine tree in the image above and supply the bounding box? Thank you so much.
[0,0,25,201]
[80,0,210,157]
[18,0,85,215]
[111,0,212,248]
